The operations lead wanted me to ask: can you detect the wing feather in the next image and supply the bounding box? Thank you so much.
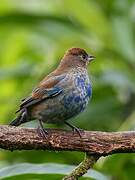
[16,74,66,112]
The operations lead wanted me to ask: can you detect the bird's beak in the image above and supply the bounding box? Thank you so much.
[87,55,95,62]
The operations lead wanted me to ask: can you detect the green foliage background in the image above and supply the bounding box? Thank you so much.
[0,0,135,179]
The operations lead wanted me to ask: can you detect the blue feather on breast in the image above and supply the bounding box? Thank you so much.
[75,76,92,98]
[86,83,92,98]
[63,75,92,119]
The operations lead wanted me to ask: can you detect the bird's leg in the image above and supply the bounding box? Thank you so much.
[37,119,48,139]
[65,121,84,137]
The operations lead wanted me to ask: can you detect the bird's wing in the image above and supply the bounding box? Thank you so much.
[16,74,66,112]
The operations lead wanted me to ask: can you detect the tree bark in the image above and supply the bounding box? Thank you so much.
[0,125,135,155]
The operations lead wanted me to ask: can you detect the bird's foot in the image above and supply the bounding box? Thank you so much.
[72,127,84,138]
[37,126,48,139]
[37,120,48,139]
[65,121,84,138]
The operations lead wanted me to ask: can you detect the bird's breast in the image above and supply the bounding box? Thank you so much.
[63,72,92,118]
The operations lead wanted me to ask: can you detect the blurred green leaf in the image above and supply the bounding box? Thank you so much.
[0,163,109,180]
[112,16,135,64]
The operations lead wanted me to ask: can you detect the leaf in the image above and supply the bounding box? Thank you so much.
[64,0,110,40]
[112,16,135,64]
[0,163,109,180]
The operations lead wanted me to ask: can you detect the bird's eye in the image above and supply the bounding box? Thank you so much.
[81,54,87,60]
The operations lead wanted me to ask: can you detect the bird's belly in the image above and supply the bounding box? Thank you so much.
[62,84,92,119]
[30,95,66,124]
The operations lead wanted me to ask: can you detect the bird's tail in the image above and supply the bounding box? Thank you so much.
[10,109,28,126]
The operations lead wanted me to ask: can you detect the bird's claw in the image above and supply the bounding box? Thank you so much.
[72,127,84,137]
[65,121,84,138]
[37,126,48,139]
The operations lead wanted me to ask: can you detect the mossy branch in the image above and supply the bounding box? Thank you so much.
[62,153,100,180]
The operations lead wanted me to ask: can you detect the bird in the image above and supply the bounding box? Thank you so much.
[10,47,95,137]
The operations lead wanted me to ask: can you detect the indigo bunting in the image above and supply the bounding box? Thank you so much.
[10,48,95,137]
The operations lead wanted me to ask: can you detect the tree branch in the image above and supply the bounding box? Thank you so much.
[0,125,135,179]
[62,153,99,180]
[0,125,135,155]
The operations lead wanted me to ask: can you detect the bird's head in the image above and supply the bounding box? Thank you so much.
[59,48,95,69]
